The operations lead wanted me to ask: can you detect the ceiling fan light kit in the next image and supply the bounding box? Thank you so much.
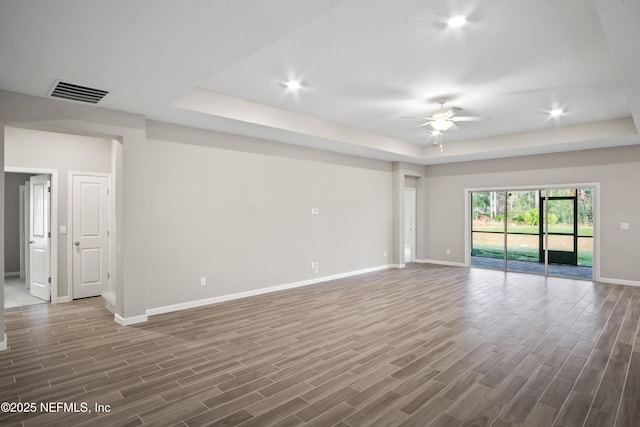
[404,100,490,151]
[430,118,454,131]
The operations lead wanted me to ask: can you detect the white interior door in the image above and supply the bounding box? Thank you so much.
[29,175,51,301]
[404,187,416,263]
[72,174,109,299]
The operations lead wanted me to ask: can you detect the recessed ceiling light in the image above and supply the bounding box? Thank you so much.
[550,108,564,117]
[431,130,441,135]
[285,80,302,90]
[448,15,467,28]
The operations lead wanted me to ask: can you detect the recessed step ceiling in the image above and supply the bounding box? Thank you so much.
[0,0,638,164]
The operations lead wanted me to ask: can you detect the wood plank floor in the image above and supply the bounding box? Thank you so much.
[1,264,640,426]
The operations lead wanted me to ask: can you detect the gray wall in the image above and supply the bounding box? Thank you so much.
[3,173,33,273]
[421,145,640,283]
[4,127,112,297]
[1,89,149,334]
[145,121,393,310]
[1,124,4,344]
[2,89,640,344]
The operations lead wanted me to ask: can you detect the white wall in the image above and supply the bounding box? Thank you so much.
[145,121,393,310]
[4,127,112,298]
[421,145,640,283]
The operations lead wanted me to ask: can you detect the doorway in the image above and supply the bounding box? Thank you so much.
[404,187,416,263]
[4,171,55,308]
[470,186,595,279]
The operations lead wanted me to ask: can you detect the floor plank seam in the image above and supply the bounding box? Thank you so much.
[611,294,640,427]
[510,286,594,425]
[4,265,640,426]
[582,290,632,426]
[552,285,624,426]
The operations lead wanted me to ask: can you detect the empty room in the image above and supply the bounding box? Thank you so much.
[1,1,640,426]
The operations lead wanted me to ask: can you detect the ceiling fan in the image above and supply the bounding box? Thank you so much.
[404,100,490,151]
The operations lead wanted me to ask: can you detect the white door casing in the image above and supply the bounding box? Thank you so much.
[29,175,51,301]
[72,174,109,299]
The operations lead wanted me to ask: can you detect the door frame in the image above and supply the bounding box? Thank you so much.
[68,171,112,299]
[4,167,59,303]
[464,182,600,280]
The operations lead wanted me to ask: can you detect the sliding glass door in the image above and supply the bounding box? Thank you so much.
[471,187,593,279]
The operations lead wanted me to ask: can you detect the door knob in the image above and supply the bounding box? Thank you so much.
[74,241,80,246]
[27,240,35,244]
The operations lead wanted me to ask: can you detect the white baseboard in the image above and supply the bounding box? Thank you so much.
[597,277,640,287]
[414,259,467,267]
[115,313,148,326]
[0,334,7,351]
[4,271,20,277]
[54,296,72,304]
[147,264,395,318]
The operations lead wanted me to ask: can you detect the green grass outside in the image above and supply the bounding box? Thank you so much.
[472,244,593,267]
[474,224,593,237]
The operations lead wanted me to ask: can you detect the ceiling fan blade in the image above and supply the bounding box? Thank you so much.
[450,116,491,122]
[409,122,434,129]
[443,107,462,118]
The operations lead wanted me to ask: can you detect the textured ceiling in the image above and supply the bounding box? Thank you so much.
[1,0,639,164]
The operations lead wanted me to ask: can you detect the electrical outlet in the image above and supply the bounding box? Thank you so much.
[384,251,387,258]
[311,261,319,274]
[200,277,206,286]
[446,248,451,254]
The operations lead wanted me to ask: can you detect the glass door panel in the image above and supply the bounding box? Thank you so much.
[506,190,542,273]
[471,191,505,269]
[577,188,594,267]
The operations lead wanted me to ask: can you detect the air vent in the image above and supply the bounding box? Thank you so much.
[49,80,109,104]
